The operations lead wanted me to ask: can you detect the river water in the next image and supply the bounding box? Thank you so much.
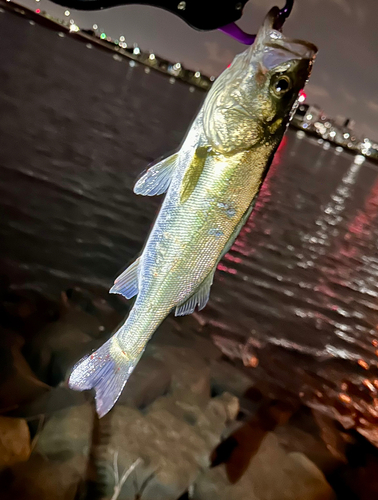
[1,7,378,446]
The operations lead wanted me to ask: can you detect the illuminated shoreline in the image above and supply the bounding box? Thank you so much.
[2,0,377,164]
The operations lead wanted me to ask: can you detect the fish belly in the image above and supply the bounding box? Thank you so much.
[139,149,266,307]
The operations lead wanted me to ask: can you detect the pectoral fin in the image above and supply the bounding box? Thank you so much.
[134,153,178,196]
[175,270,215,316]
[179,146,209,204]
[110,257,140,298]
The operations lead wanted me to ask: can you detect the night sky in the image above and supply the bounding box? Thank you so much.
[16,0,378,140]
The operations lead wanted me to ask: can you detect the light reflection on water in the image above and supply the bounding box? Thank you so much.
[205,138,378,442]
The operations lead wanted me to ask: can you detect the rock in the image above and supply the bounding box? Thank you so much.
[24,319,99,385]
[12,386,93,420]
[23,287,124,386]
[58,306,105,340]
[210,358,255,399]
[150,345,211,407]
[0,416,31,469]
[98,404,210,500]
[274,407,346,474]
[35,402,94,460]
[63,287,125,334]
[312,410,349,464]
[0,328,50,411]
[210,399,293,481]
[3,454,87,500]
[0,287,59,338]
[117,354,171,409]
[192,433,335,500]
[196,393,239,449]
[151,316,223,361]
[288,452,336,497]
[0,403,93,500]
[97,392,239,500]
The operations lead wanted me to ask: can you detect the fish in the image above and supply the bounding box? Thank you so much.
[68,8,317,417]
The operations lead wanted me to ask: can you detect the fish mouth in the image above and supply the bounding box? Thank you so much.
[253,8,318,69]
[265,38,317,62]
[261,38,317,71]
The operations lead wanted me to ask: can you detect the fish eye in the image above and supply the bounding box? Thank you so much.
[271,75,292,97]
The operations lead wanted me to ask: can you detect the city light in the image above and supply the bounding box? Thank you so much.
[0,6,300,97]
[315,122,327,135]
[361,138,372,155]
[354,155,365,165]
[295,105,378,160]
[298,90,306,103]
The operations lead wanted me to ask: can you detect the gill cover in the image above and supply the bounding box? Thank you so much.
[202,8,317,154]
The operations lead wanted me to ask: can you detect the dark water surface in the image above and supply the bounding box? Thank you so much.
[1,8,378,447]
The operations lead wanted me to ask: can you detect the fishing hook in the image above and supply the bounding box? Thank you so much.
[219,0,294,45]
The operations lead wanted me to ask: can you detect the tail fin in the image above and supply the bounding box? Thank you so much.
[68,337,141,417]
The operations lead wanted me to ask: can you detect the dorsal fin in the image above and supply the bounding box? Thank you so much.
[109,257,140,299]
[134,153,178,196]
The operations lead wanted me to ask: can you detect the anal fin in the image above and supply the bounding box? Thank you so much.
[110,257,140,299]
[175,270,214,316]
[134,153,178,196]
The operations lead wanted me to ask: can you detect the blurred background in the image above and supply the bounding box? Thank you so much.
[14,0,378,140]
[1,1,378,499]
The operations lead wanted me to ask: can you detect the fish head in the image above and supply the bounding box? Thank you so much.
[202,8,318,154]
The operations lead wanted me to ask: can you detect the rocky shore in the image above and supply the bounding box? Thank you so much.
[0,281,377,499]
